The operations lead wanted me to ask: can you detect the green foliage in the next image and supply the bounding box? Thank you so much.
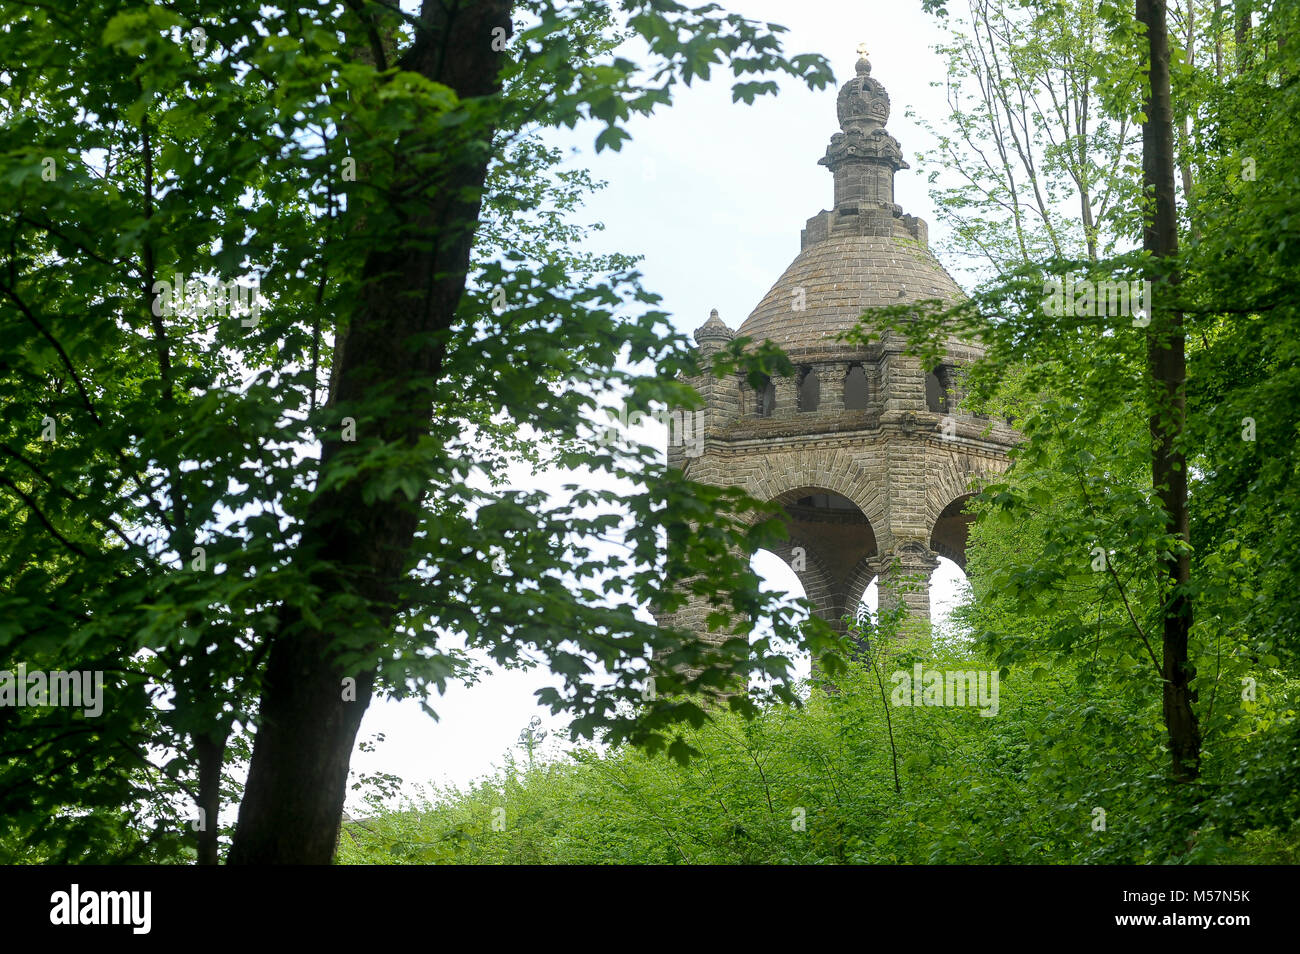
[333,0,1300,869]
[0,0,835,861]
[4,0,1297,866]
[839,0,1300,862]
[914,0,1145,272]
[337,647,1300,865]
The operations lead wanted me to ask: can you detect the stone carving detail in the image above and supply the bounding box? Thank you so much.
[817,53,912,221]
[822,126,906,169]
[896,540,935,560]
[837,55,891,130]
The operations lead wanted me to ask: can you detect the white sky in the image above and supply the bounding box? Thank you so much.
[346,1,972,808]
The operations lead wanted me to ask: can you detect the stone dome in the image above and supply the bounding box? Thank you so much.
[736,235,966,353]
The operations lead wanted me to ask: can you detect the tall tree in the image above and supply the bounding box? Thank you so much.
[226,0,517,866]
[1137,0,1200,782]
[917,0,1143,272]
[901,0,1219,791]
[0,0,837,864]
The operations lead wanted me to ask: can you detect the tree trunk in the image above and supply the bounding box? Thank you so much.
[194,733,225,865]
[1214,0,1224,78]
[1137,0,1201,784]
[1235,0,1253,74]
[1177,3,1198,242]
[228,0,512,864]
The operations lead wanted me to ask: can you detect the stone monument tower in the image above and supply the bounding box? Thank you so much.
[663,52,1016,644]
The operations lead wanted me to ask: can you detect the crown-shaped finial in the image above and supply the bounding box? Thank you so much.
[836,47,890,132]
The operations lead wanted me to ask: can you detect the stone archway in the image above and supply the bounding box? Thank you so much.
[768,486,878,635]
[765,534,838,627]
[930,493,977,572]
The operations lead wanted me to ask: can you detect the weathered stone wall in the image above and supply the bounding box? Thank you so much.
[668,368,1012,635]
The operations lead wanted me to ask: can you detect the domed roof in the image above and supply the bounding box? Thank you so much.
[736,236,966,353]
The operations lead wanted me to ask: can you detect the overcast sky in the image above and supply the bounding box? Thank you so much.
[346,1,973,809]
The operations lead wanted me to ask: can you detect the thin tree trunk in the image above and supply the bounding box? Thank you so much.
[1235,0,1253,74]
[1178,2,1198,241]
[195,733,225,865]
[1137,0,1201,784]
[1214,0,1224,78]
[228,0,512,864]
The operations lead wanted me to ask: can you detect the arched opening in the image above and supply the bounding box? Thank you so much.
[767,488,878,643]
[797,366,821,412]
[930,494,976,572]
[929,493,977,644]
[843,363,869,410]
[925,368,948,413]
[929,556,971,643]
[749,549,812,690]
[755,375,775,417]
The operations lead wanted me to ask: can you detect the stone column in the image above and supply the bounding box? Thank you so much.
[773,374,798,420]
[821,361,849,413]
[880,346,927,416]
[870,542,938,638]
